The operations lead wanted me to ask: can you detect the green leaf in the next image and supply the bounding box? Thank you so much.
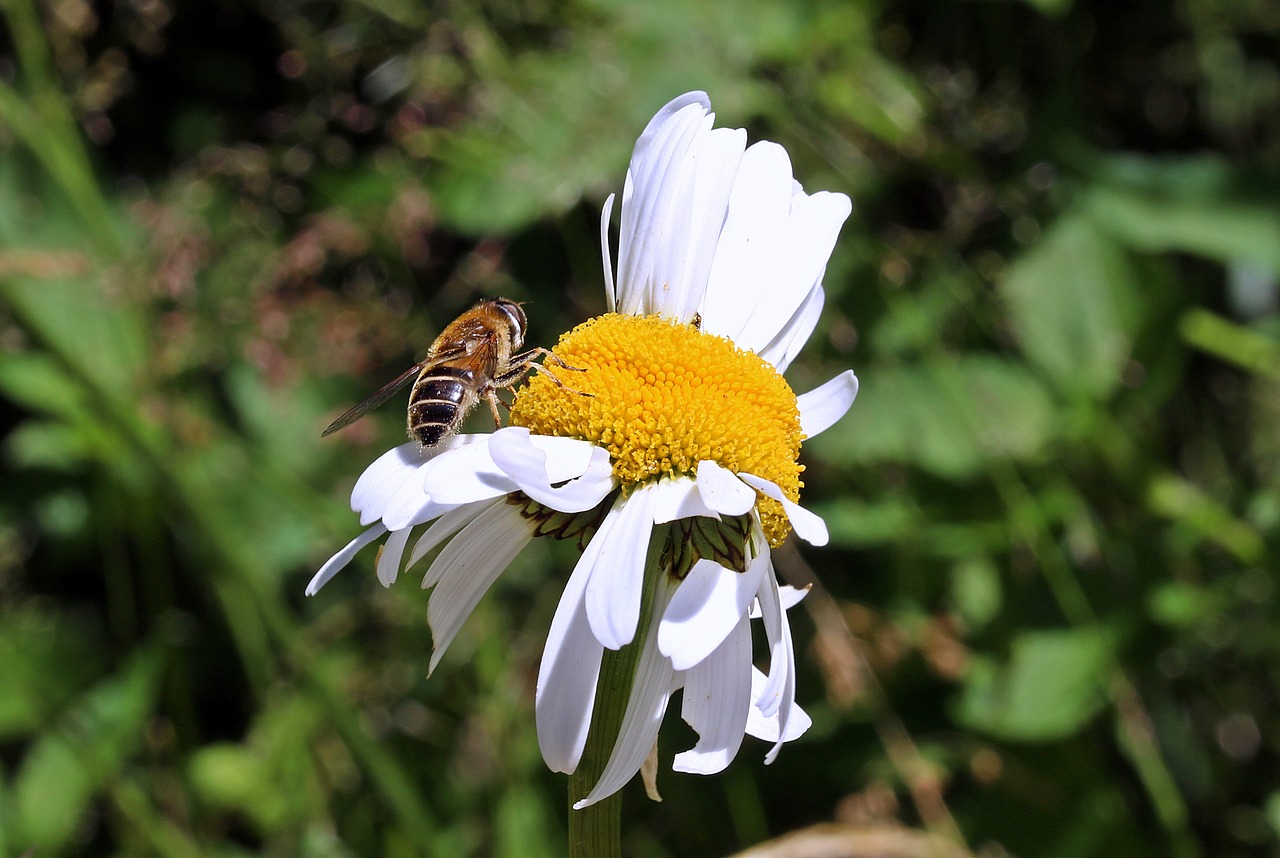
[808,356,1057,479]
[1000,209,1138,399]
[0,274,148,403]
[12,649,163,850]
[955,626,1115,741]
[951,557,1003,631]
[0,607,106,738]
[1147,582,1224,629]
[1087,155,1280,272]
[1179,308,1280,381]
[1146,473,1265,564]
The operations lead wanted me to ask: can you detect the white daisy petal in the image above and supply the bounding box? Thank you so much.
[617,96,713,316]
[673,616,752,775]
[585,485,658,649]
[654,125,745,322]
[408,500,490,580]
[351,442,431,525]
[382,478,456,532]
[744,666,812,744]
[352,435,490,525]
[635,114,722,318]
[659,549,768,672]
[651,474,720,524]
[695,459,756,517]
[754,567,800,763]
[749,584,811,618]
[537,544,606,773]
[421,442,517,505]
[797,370,859,439]
[754,563,787,718]
[733,191,853,353]
[425,502,532,674]
[489,427,616,513]
[521,452,616,513]
[601,192,617,312]
[490,426,596,480]
[375,527,411,588]
[701,141,796,340]
[305,524,387,596]
[760,283,825,372]
[574,584,678,809]
[737,472,830,547]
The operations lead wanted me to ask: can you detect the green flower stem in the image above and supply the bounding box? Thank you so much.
[568,530,667,857]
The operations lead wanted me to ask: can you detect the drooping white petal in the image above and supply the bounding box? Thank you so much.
[425,501,532,674]
[744,666,812,744]
[574,584,678,809]
[749,584,811,618]
[737,472,829,546]
[754,566,799,763]
[759,283,825,372]
[797,370,859,439]
[585,485,658,649]
[673,616,752,775]
[305,524,387,596]
[659,550,767,672]
[375,527,411,587]
[601,193,617,312]
[489,427,616,513]
[536,541,606,774]
[754,559,787,719]
[651,474,720,524]
[407,500,491,579]
[695,459,756,517]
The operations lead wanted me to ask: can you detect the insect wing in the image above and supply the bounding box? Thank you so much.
[321,363,424,437]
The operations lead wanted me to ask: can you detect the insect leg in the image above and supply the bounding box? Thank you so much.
[509,348,588,372]
[484,388,504,428]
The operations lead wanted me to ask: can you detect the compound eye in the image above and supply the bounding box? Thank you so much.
[496,299,527,339]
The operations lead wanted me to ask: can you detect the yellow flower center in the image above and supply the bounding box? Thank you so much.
[509,313,804,546]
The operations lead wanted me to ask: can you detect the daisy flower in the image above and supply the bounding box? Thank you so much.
[308,91,858,809]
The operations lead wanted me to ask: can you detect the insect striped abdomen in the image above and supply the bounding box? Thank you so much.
[408,366,478,447]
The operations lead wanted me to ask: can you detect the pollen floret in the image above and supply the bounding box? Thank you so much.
[510,312,804,546]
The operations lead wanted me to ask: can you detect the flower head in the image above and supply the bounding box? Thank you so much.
[308,91,858,808]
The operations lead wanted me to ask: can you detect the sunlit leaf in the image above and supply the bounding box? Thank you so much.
[955,626,1115,741]
[808,356,1057,478]
[1000,210,1139,399]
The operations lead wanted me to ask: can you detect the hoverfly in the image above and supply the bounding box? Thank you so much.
[322,298,586,446]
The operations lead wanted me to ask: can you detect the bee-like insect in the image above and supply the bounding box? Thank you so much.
[322,297,586,446]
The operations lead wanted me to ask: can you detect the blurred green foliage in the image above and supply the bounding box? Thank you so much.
[1,0,1279,855]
